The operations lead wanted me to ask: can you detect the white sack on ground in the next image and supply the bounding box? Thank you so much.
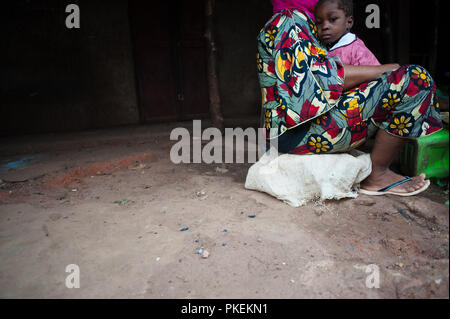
[244,149,372,207]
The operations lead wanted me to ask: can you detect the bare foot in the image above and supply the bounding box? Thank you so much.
[361,169,427,194]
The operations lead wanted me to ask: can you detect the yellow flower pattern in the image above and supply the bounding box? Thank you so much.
[309,22,318,38]
[308,136,330,153]
[389,115,413,136]
[265,110,272,128]
[315,114,328,125]
[265,28,278,49]
[411,67,431,88]
[256,53,263,72]
[382,92,401,110]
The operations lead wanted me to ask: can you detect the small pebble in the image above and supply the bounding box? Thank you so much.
[196,190,206,196]
[201,250,210,259]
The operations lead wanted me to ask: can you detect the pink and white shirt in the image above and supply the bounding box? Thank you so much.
[327,33,380,66]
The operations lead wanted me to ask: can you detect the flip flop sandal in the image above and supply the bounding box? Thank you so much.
[359,176,431,197]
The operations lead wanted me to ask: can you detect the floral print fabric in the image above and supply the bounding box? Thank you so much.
[258,9,345,139]
[278,65,443,155]
[258,9,443,154]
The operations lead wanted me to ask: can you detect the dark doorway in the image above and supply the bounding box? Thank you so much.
[129,0,210,123]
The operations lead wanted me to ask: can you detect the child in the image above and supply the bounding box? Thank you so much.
[314,0,380,66]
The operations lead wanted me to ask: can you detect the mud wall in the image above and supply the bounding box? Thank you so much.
[1,0,139,136]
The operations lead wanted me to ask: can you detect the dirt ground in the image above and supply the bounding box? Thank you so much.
[0,122,448,299]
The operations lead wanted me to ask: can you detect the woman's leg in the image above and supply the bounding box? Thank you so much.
[280,65,442,195]
[360,129,427,193]
[359,65,442,193]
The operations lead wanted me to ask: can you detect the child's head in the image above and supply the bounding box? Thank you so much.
[314,0,354,46]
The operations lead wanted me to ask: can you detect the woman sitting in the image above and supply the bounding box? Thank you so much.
[257,0,443,196]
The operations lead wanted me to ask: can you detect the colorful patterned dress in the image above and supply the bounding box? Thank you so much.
[257,9,443,154]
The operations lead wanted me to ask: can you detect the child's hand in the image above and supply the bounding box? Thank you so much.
[343,64,401,91]
[381,63,401,73]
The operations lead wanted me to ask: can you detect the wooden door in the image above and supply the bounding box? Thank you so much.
[130,0,210,122]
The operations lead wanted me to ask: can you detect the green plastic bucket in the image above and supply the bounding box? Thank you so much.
[399,129,449,180]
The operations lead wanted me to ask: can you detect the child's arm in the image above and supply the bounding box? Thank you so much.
[343,64,400,91]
